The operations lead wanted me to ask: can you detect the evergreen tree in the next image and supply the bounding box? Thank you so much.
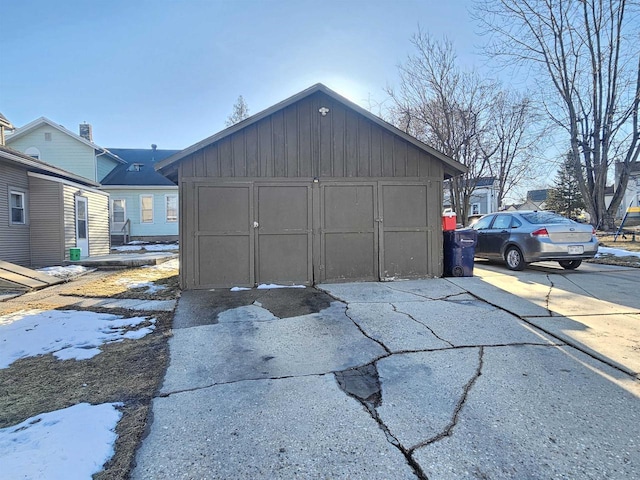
[546,155,586,220]
[225,95,250,127]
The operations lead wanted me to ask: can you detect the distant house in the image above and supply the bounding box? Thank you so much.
[443,176,499,218]
[614,162,640,221]
[505,189,550,211]
[6,117,179,244]
[101,147,180,243]
[0,144,110,266]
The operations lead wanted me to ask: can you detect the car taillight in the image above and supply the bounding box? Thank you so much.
[531,228,549,237]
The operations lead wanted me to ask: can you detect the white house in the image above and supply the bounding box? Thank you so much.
[443,177,499,218]
[7,117,179,243]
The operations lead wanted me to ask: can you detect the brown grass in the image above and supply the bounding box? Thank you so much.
[0,266,179,479]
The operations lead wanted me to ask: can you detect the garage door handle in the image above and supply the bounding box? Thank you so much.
[375,218,383,222]
[253,221,259,228]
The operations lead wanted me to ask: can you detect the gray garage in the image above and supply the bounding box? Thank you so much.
[156,84,466,289]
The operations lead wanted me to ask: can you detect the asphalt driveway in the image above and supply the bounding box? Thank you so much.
[132,273,640,479]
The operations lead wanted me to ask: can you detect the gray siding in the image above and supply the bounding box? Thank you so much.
[62,185,110,259]
[179,92,444,181]
[0,162,30,265]
[29,176,64,267]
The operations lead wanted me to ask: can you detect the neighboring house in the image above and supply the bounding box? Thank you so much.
[443,177,499,218]
[505,189,550,211]
[6,117,179,243]
[614,162,640,222]
[0,144,110,266]
[101,147,180,243]
[156,83,466,289]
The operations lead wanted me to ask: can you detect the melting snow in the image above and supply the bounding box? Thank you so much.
[112,243,178,252]
[0,403,122,480]
[596,246,640,258]
[37,265,91,279]
[0,309,155,369]
[257,284,305,289]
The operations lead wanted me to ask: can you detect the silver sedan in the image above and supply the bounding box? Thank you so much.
[471,211,599,271]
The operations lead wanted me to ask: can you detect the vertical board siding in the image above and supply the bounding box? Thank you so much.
[182,91,443,180]
[0,163,31,265]
[29,177,63,266]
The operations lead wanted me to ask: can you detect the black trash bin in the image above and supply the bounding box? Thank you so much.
[443,229,477,277]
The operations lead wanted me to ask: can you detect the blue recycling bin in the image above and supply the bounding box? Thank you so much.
[443,229,477,277]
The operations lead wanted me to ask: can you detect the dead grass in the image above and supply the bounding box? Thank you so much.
[597,233,640,252]
[0,265,180,479]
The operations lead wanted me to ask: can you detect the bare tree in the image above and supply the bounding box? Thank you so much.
[474,0,640,229]
[386,31,541,223]
[482,90,545,209]
[225,95,250,127]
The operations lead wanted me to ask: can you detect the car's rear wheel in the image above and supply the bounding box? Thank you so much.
[558,259,582,270]
[505,246,526,271]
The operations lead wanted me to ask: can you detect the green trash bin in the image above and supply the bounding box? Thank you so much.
[69,248,81,261]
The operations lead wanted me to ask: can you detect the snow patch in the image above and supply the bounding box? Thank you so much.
[37,265,91,280]
[0,309,155,369]
[596,246,640,258]
[230,286,251,291]
[115,279,167,293]
[257,283,305,289]
[0,402,122,480]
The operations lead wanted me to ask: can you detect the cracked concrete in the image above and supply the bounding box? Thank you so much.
[133,274,640,479]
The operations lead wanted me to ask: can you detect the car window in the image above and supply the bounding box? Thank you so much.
[511,217,522,227]
[472,215,495,230]
[492,215,512,229]
[520,211,574,224]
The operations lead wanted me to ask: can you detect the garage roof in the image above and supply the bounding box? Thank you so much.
[156,83,467,179]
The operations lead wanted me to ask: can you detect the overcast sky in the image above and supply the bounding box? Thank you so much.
[1,0,490,150]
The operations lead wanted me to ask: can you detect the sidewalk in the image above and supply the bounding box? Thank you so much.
[132,277,640,479]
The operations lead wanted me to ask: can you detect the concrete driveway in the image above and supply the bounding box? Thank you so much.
[132,271,640,479]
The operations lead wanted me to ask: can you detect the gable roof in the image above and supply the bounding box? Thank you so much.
[0,145,101,187]
[6,117,125,164]
[101,148,180,186]
[156,83,467,178]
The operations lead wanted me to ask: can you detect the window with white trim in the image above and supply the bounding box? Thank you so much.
[112,199,126,223]
[165,195,178,223]
[140,195,154,223]
[9,190,26,225]
[471,203,480,215]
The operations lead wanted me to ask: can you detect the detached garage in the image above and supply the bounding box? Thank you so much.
[156,84,466,289]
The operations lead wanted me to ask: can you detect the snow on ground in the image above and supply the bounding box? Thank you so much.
[115,278,167,293]
[0,309,155,369]
[112,243,178,252]
[37,265,92,279]
[143,258,179,272]
[0,402,122,480]
[596,246,640,258]
[230,286,251,291]
[257,284,306,289]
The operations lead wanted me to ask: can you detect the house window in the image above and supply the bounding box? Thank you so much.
[25,147,41,159]
[44,132,52,141]
[112,199,126,223]
[9,190,26,225]
[165,195,178,223]
[471,203,480,215]
[127,163,144,172]
[140,195,154,223]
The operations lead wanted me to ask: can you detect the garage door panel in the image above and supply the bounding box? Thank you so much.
[257,186,309,232]
[382,231,429,278]
[324,233,376,281]
[258,235,309,284]
[197,186,250,232]
[198,236,251,286]
[324,185,375,230]
[382,185,427,228]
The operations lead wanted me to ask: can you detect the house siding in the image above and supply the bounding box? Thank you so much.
[62,185,110,259]
[103,187,178,239]
[8,125,98,181]
[29,176,65,267]
[0,162,30,265]
[97,156,119,182]
[179,91,444,181]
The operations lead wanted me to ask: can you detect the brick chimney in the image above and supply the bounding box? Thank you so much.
[79,122,93,142]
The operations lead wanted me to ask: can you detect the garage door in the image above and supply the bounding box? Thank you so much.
[319,183,378,283]
[190,180,439,288]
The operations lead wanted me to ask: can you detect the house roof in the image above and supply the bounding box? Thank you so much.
[6,117,125,164]
[527,189,550,202]
[101,148,180,186]
[0,145,101,187]
[156,83,467,179]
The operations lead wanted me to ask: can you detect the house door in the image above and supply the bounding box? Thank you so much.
[75,196,89,257]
